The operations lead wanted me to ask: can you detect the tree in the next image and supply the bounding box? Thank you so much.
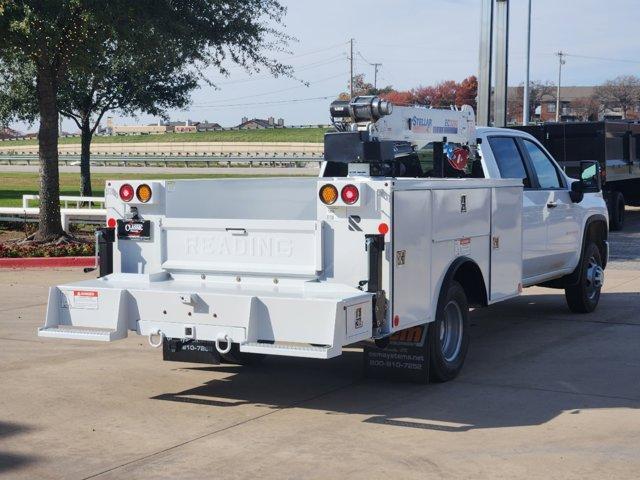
[571,96,602,121]
[414,80,457,107]
[412,77,477,109]
[595,75,640,119]
[380,90,414,105]
[456,76,478,110]
[58,41,197,196]
[508,80,555,124]
[0,3,89,240]
[0,0,291,241]
[338,73,385,99]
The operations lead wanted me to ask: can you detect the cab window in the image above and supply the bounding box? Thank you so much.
[487,136,531,188]
[521,139,563,189]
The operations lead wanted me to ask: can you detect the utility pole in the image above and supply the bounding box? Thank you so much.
[372,63,382,89]
[349,38,354,98]
[523,0,532,125]
[555,51,566,122]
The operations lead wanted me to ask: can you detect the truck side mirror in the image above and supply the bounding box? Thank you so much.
[580,160,602,193]
[570,161,601,203]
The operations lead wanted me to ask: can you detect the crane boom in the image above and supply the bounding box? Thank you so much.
[371,104,476,150]
[325,96,477,165]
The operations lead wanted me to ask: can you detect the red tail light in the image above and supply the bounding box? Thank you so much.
[119,184,134,202]
[341,184,359,204]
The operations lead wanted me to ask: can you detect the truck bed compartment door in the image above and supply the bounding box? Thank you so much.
[392,190,431,329]
[490,186,523,302]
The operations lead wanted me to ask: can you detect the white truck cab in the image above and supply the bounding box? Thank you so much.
[38,97,608,383]
[478,127,608,298]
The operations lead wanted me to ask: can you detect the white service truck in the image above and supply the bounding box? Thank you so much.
[39,96,609,382]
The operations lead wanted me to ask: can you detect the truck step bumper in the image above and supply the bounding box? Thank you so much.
[39,273,373,359]
[240,341,337,359]
[38,326,124,342]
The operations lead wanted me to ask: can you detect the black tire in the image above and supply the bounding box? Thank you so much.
[428,280,470,382]
[220,344,267,365]
[565,242,604,313]
[608,191,625,231]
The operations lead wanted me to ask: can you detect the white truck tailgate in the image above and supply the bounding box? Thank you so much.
[160,218,323,276]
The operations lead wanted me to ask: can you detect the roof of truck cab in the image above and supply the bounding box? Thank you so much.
[476,126,535,139]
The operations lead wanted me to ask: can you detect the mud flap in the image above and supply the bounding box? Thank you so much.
[363,325,430,383]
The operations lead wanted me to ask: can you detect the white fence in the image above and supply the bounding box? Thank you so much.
[0,195,106,229]
[0,153,323,167]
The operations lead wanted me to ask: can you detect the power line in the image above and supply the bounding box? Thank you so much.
[189,95,338,109]
[214,55,346,86]
[283,40,350,60]
[193,72,345,106]
[564,53,640,65]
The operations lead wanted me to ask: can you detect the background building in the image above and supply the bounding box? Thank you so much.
[237,117,285,129]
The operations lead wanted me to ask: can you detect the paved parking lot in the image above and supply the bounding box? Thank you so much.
[1,209,639,479]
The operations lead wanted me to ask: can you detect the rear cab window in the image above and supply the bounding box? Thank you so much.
[487,136,532,188]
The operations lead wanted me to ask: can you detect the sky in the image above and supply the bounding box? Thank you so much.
[13,0,640,133]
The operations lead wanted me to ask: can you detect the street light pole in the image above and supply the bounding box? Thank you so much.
[477,0,494,126]
[523,0,532,125]
[494,0,509,127]
[556,51,566,122]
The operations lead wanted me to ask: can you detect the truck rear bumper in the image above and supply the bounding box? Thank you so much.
[38,273,373,359]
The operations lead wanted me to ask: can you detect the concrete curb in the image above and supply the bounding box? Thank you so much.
[0,256,94,269]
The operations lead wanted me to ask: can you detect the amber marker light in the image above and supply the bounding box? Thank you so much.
[136,184,153,203]
[319,184,338,205]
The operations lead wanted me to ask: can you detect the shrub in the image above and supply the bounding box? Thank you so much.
[0,241,94,258]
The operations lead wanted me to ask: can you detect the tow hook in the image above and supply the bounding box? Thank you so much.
[215,333,233,354]
[148,329,165,348]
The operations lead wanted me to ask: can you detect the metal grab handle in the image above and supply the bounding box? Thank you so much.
[547,201,557,208]
[215,333,233,354]
[148,329,165,348]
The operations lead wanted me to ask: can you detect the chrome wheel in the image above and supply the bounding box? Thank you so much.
[439,300,464,362]
[585,256,604,300]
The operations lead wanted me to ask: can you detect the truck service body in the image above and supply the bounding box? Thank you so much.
[39,97,609,381]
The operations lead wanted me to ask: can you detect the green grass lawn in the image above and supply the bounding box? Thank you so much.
[1,127,329,147]
[0,172,311,207]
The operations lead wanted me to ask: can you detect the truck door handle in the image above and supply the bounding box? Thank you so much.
[226,228,247,236]
[547,201,557,208]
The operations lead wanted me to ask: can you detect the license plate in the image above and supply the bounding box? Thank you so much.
[163,339,221,365]
[117,219,151,240]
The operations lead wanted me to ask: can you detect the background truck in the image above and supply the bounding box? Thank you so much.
[513,121,640,231]
[39,96,608,383]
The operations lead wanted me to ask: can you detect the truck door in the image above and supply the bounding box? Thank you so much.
[486,136,547,279]
[519,138,580,274]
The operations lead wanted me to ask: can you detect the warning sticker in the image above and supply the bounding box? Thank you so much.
[73,290,99,310]
[454,237,471,257]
